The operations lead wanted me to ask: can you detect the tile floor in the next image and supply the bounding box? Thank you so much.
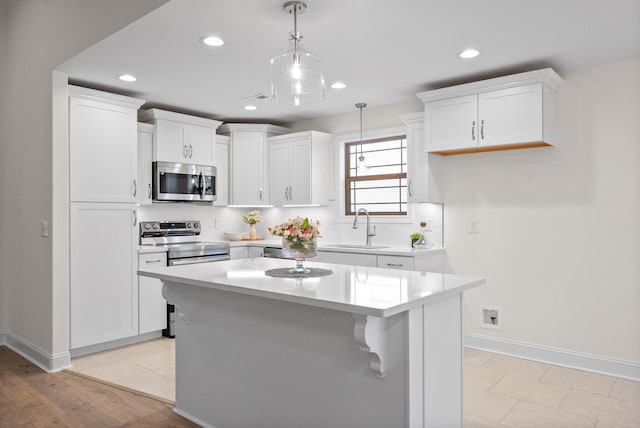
[68,339,640,427]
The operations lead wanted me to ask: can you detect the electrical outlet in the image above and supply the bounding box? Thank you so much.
[40,220,49,237]
[479,305,502,330]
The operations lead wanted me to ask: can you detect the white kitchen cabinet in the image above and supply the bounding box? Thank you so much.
[70,202,138,349]
[213,134,229,206]
[418,68,562,155]
[69,86,145,203]
[137,123,154,205]
[230,246,264,259]
[138,252,167,334]
[218,123,289,206]
[268,131,332,206]
[314,251,377,267]
[377,255,414,271]
[139,108,222,166]
[400,113,443,203]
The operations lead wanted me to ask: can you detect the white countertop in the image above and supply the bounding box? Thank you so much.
[138,258,484,317]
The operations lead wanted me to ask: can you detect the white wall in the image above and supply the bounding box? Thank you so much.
[0,0,8,332]
[0,0,167,355]
[446,58,640,362]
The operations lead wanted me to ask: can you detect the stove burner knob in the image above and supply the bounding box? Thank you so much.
[186,223,192,228]
[193,222,199,229]
[144,224,151,230]
[152,224,158,229]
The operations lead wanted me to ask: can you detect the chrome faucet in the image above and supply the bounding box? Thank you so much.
[352,208,376,247]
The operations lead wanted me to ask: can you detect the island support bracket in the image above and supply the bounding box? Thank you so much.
[352,314,387,378]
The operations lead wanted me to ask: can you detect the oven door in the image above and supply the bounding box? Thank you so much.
[153,161,216,202]
[168,254,230,266]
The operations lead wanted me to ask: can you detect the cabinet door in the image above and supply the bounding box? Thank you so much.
[138,252,168,334]
[314,251,377,267]
[289,139,312,205]
[70,203,138,349]
[230,247,249,260]
[69,97,138,202]
[213,136,229,206]
[478,83,543,147]
[424,95,478,152]
[155,119,188,163]
[137,126,153,205]
[269,141,291,206]
[230,132,267,205]
[188,124,215,165]
[247,247,264,258]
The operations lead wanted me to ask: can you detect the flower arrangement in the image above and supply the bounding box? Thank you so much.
[242,210,261,225]
[269,216,321,243]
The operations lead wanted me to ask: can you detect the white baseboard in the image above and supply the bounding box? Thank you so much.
[0,330,71,373]
[465,333,640,381]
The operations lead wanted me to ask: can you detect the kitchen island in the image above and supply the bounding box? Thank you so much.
[138,258,485,428]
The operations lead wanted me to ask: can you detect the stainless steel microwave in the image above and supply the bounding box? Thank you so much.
[152,161,216,202]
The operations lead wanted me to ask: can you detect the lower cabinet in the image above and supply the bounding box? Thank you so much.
[230,246,264,260]
[138,252,168,335]
[70,203,138,349]
[314,251,377,267]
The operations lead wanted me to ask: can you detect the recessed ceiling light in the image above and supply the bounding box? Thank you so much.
[118,74,136,82]
[201,36,224,47]
[330,82,347,89]
[244,105,257,111]
[459,49,480,59]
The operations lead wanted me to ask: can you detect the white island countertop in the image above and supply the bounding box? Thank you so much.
[138,257,484,318]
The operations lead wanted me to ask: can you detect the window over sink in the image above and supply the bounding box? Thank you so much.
[344,135,407,216]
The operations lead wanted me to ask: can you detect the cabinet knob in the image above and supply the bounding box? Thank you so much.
[472,121,476,141]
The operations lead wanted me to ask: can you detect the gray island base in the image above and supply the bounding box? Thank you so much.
[138,258,485,428]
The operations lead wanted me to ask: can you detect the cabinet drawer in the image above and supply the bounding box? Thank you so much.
[138,252,167,268]
[377,255,414,271]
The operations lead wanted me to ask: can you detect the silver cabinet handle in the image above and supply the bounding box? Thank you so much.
[183,144,188,158]
[288,186,293,201]
[386,263,403,267]
[259,188,263,201]
[133,209,137,226]
[144,259,163,264]
[133,179,137,197]
[480,120,485,140]
[284,187,289,201]
[408,179,413,197]
[472,120,476,141]
[189,144,193,158]
[147,183,152,200]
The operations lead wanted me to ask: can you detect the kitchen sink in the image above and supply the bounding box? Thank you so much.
[324,244,390,249]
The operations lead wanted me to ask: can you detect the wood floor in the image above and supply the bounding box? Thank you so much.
[0,346,197,427]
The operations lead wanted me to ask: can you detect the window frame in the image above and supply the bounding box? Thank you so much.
[333,125,414,224]
[344,135,408,216]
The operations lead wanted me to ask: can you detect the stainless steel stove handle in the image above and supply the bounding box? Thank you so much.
[199,171,205,199]
[169,255,230,266]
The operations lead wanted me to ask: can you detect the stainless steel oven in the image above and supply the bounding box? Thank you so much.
[139,220,230,337]
[153,161,216,202]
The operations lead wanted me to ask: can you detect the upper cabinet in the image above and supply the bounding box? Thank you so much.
[399,113,442,203]
[138,109,222,166]
[213,134,229,206]
[137,123,154,205]
[69,86,145,203]
[417,68,563,155]
[218,123,289,206]
[267,131,333,206]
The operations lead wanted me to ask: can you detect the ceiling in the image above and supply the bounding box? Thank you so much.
[57,0,640,125]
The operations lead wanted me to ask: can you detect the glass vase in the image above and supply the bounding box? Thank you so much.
[281,237,317,273]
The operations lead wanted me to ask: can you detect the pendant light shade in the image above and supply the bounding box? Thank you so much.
[271,1,325,105]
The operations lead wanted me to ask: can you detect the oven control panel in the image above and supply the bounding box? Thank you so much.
[140,220,200,237]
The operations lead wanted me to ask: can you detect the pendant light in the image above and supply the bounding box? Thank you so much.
[356,103,367,172]
[270,1,325,106]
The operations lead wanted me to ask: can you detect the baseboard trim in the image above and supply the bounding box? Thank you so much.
[0,330,71,373]
[69,331,162,358]
[173,407,215,428]
[465,333,640,381]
